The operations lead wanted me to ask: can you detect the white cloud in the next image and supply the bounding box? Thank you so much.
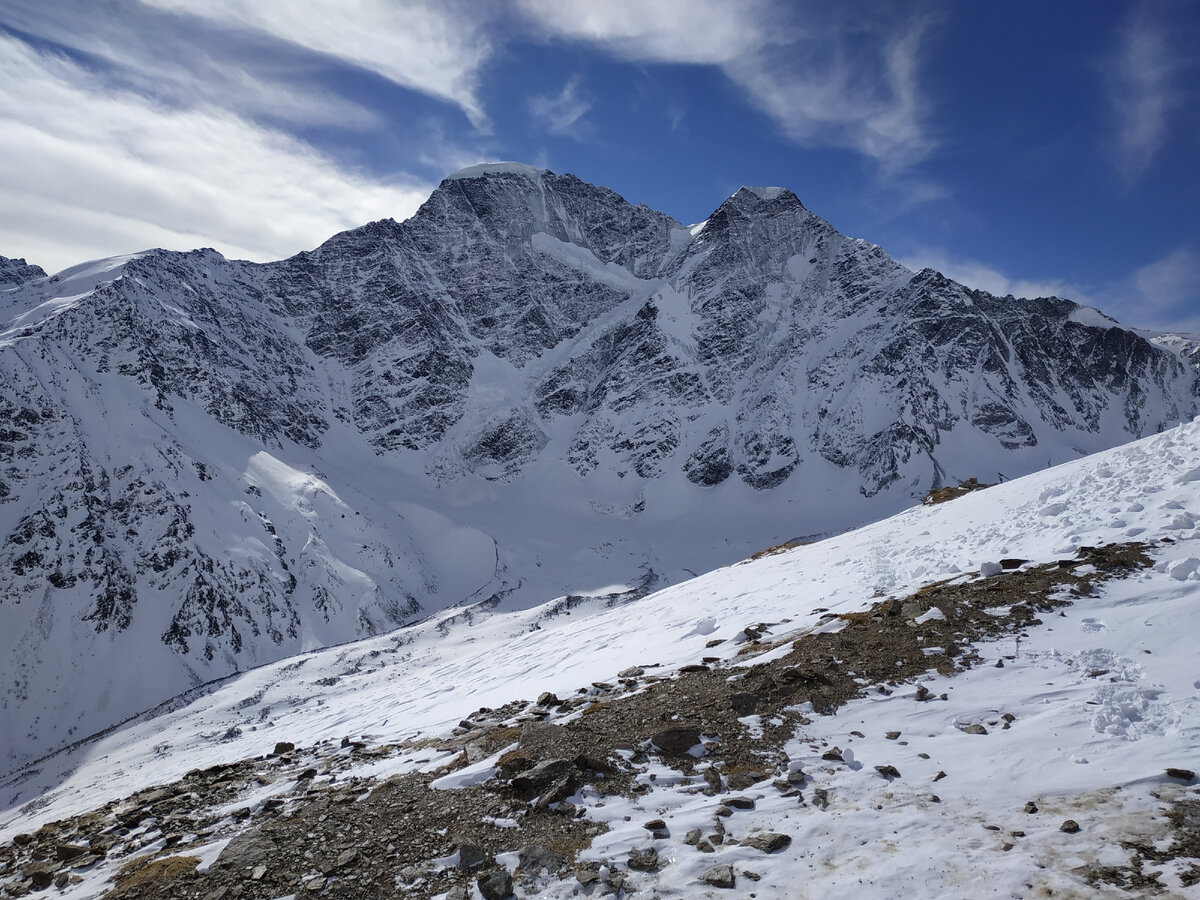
[1124,247,1200,329]
[529,76,592,139]
[1107,7,1180,183]
[138,0,497,128]
[0,36,432,273]
[515,0,776,65]
[515,0,936,168]
[0,0,384,131]
[898,249,1088,302]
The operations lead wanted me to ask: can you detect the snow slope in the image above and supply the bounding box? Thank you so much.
[3,418,1199,897]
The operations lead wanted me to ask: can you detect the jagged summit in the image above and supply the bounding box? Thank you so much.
[732,184,803,206]
[445,160,551,181]
[0,254,47,288]
[2,165,1198,770]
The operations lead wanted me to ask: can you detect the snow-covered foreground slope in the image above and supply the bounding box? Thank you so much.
[3,419,1199,897]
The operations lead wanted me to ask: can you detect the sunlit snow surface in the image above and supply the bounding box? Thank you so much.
[5,421,1200,896]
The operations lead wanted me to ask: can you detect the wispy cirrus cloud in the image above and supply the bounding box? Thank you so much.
[0,0,385,131]
[1124,247,1200,330]
[529,76,592,139]
[0,35,432,273]
[137,0,498,129]
[1106,5,1184,183]
[515,0,938,169]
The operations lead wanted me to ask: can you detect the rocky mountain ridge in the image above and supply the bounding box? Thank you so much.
[2,162,1198,769]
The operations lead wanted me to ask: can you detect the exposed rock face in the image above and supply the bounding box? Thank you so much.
[2,164,1197,770]
[0,255,46,288]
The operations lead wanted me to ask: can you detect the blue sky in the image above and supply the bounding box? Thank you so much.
[2,0,1198,329]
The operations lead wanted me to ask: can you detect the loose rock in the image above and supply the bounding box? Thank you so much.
[701,864,736,888]
[741,832,792,853]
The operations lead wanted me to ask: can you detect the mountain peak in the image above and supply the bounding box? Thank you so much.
[730,185,804,208]
[445,161,551,182]
[0,254,47,288]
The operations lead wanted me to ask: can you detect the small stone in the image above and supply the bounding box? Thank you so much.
[627,848,659,872]
[915,685,931,701]
[335,848,358,869]
[821,747,844,761]
[54,844,88,862]
[518,845,562,875]
[1002,713,1016,723]
[649,727,702,756]
[26,869,54,891]
[1002,842,1014,851]
[701,864,736,888]
[304,876,326,892]
[696,840,715,853]
[917,752,930,759]
[1060,819,1081,834]
[885,731,901,740]
[618,666,644,678]
[1024,801,1039,814]
[741,870,762,882]
[730,692,758,715]
[741,832,792,853]
[875,765,901,779]
[576,867,600,885]
[726,770,768,790]
[251,865,267,881]
[477,869,514,900]
[930,795,941,803]
[683,829,703,845]
[272,741,295,756]
[644,819,667,831]
[536,691,559,707]
[1166,768,1196,782]
[714,805,733,817]
[1010,831,1025,838]
[703,767,723,794]
[934,771,947,782]
[52,873,69,890]
[961,724,988,735]
[458,844,487,871]
[726,796,755,809]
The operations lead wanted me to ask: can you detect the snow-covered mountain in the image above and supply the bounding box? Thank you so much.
[2,418,1198,898]
[2,162,1199,770]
